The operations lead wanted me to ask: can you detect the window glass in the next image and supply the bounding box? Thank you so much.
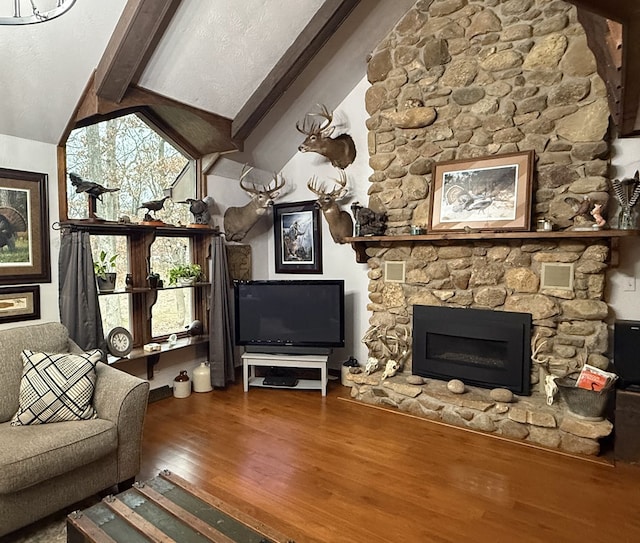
[152,289,194,337]
[150,236,194,337]
[91,235,130,334]
[66,114,193,225]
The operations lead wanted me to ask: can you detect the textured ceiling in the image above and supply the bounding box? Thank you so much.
[0,0,128,143]
[0,0,327,145]
[139,0,325,118]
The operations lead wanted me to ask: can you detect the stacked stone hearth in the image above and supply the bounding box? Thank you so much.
[349,0,619,456]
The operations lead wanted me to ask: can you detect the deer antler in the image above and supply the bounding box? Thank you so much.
[308,104,334,136]
[240,165,285,197]
[531,333,550,367]
[306,176,325,197]
[296,104,335,137]
[362,324,383,348]
[238,164,262,195]
[264,173,286,198]
[307,171,348,199]
[327,170,348,199]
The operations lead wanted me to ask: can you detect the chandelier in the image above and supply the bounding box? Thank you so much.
[0,0,76,25]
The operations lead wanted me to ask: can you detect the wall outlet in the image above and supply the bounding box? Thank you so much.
[623,276,636,292]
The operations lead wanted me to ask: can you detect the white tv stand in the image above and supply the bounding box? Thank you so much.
[241,352,329,396]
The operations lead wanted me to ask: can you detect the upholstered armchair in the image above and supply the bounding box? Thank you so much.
[0,322,149,537]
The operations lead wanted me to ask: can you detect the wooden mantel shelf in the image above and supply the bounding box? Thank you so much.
[345,229,640,263]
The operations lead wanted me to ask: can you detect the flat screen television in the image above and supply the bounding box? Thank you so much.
[234,279,345,355]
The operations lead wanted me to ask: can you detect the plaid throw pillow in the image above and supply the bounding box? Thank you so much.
[10,349,102,426]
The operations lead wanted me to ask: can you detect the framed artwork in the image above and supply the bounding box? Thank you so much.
[429,150,534,233]
[0,285,40,324]
[0,168,50,284]
[273,200,322,274]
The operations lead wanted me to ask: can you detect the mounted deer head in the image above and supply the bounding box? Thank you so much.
[307,170,353,244]
[223,164,285,242]
[296,104,356,169]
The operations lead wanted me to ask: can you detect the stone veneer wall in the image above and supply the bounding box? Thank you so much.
[348,0,618,455]
[365,0,610,230]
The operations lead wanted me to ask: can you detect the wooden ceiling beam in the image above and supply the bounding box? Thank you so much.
[72,77,237,156]
[232,0,360,142]
[95,0,182,104]
[621,18,640,134]
[567,0,640,21]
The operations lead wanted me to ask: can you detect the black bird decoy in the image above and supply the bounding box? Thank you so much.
[68,172,119,201]
[138,196,169,218]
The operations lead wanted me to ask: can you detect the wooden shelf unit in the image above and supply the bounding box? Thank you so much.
[108,335,209,380]
[345,229,640,263]
[61,220,215,355]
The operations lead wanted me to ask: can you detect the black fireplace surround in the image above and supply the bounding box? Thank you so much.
[412,305,532,395]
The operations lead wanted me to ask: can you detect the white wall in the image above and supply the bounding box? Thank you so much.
[607,138,640,323]
[208,77,372,368]
[0,134,60,329]
[274,77,371,367]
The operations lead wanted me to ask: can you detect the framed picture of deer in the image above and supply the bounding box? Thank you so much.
[429,150,534,233]
[273,201,322,274]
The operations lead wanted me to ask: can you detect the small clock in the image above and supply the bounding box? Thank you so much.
[106,327,133,358]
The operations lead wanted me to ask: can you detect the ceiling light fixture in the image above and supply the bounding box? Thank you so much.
[0,0,76,25]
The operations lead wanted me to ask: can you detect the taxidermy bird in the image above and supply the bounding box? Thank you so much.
[0,207,27,251]
[138,196,169,218]
[68,172,119,201]
[177,196,215,225]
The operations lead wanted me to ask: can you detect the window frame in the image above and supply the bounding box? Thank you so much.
[58,109,211,348]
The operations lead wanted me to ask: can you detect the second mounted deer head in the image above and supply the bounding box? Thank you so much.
[223,165,285,242]
[307,170,353,244]
[296,105,356,169]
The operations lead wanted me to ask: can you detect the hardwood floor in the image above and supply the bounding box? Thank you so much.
[140,380,640,543]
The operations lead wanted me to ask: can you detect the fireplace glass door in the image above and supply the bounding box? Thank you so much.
[412,305,531,394]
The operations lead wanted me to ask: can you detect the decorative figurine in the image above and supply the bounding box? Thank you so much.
[68,172,119,221]
[591,203,606,229]
[177,196,215,227]
[353,205,387,236]
[138,196,169,223]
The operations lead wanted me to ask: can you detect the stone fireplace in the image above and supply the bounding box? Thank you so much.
[345,0,621,456]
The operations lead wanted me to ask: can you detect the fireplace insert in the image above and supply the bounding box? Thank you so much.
[412,305,531,395]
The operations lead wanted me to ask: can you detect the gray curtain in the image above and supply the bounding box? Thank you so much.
[209,235,236,387]
[59,229,106,351]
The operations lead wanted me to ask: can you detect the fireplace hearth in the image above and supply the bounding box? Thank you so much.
[412,305,532,395]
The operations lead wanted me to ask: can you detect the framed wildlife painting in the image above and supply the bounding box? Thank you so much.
[429,151,534,233]
[273,200,322,274]
[0,168,51,285]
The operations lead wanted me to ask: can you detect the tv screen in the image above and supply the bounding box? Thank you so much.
[234,280,345,354]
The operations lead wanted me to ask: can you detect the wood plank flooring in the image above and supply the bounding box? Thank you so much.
[140,380,640,543]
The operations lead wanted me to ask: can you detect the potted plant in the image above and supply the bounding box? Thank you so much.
[168,263,202,286]
[94,250,118,292]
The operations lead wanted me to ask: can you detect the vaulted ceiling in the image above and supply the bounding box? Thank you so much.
[1,0,639,173]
